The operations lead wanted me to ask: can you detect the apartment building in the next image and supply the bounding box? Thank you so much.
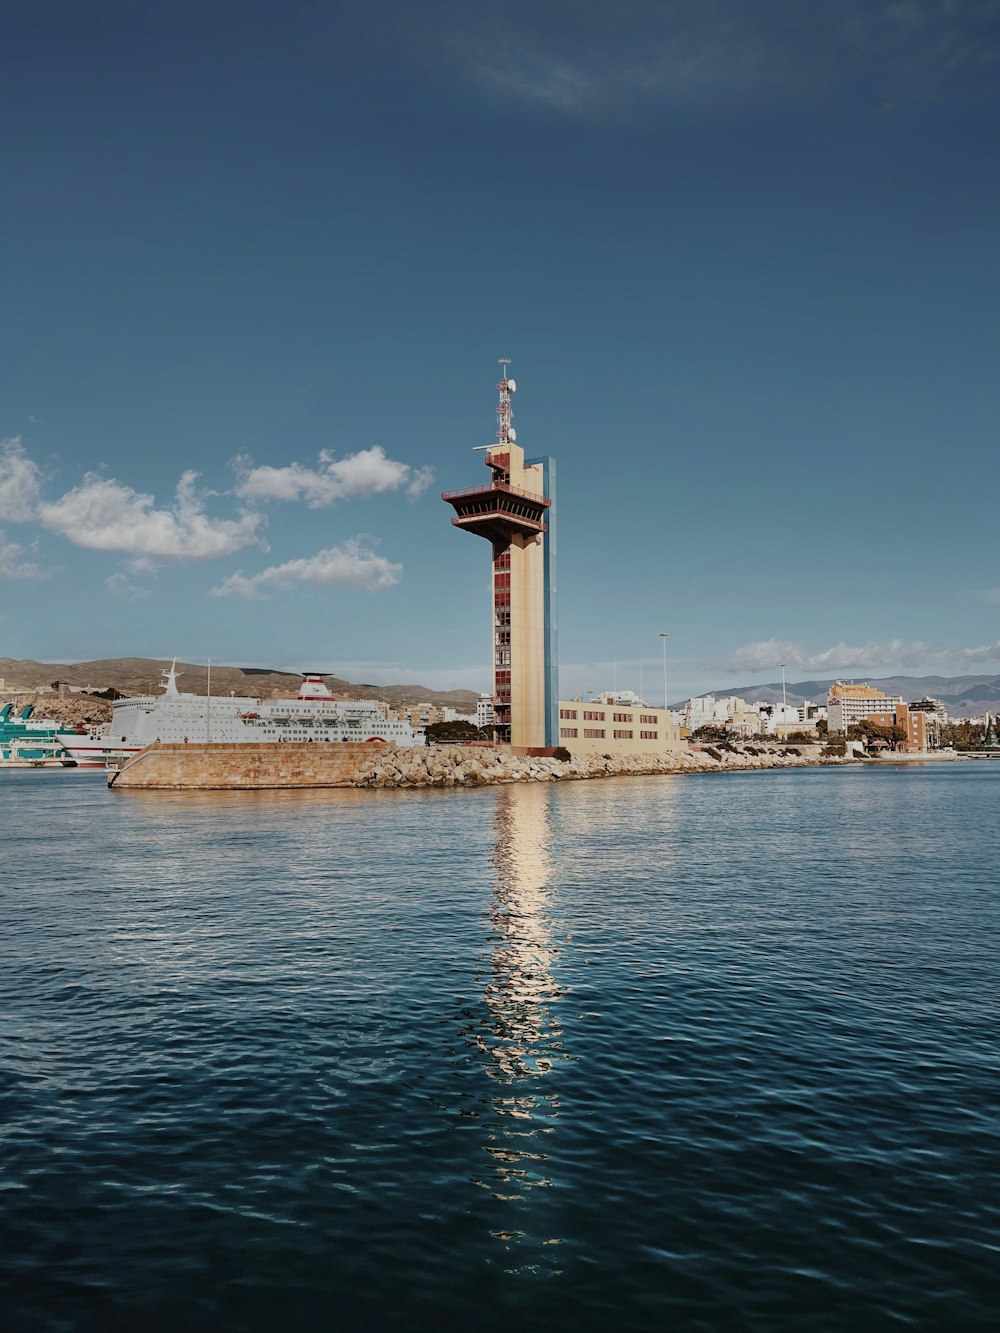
[827,683,905,732]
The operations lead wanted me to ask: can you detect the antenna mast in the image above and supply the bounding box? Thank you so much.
[496,358,516,445]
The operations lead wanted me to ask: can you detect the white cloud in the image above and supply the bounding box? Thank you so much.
[452,0,1000,121]
[232,446,434,508]
[707,637,1000,674]
[405,465,436,500]
[211,538,403,599]
[105,572,151,600]
[0,530,45,580]
[0,437,42,523]
[38,470,263,559]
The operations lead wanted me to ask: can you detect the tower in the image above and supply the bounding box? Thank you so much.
[442,364,557,749]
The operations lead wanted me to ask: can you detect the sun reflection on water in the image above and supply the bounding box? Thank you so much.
[470,784,568,1262]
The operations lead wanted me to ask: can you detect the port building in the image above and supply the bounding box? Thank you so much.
[556,692,678,754]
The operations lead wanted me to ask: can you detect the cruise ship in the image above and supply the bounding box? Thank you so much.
[59,664,420,766]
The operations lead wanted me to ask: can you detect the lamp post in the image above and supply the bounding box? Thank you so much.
[658,632,669,738]
[778,661,787,740]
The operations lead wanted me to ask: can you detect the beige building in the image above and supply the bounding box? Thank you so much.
[556,693,680,755]
[727,707,765,738]
[392,704,442,729]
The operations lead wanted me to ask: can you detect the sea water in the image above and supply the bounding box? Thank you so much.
[2,764,997,1330]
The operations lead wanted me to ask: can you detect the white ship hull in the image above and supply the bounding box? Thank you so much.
[55,735,142,769]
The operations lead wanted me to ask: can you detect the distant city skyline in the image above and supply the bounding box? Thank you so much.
[1,2,997,703]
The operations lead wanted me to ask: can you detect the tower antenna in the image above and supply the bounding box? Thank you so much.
[496,357,516,445]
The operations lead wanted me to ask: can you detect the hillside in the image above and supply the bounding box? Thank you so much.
[0,657,480,713]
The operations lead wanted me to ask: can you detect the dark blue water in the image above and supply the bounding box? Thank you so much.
[2,764,998,1331]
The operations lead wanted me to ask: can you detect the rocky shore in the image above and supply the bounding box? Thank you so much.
[349,742,856,788]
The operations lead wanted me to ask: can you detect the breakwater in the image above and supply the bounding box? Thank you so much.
[109,740,856,790]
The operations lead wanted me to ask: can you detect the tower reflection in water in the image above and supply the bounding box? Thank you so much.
[472,783,567,1247]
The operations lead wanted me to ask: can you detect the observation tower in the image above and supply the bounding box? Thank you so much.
[442,363,557,749]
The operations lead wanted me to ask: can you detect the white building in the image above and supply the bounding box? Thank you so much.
[760,702,803,735]
[442,707,477,725]
[684,694,749,730]
[908,697,948,721]
[798,703,827,725]
[476,694,495,730]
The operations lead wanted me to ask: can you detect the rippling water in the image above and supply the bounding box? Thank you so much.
[2,764,998,1330]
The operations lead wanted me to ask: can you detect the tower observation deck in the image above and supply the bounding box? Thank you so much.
[442,364,557,750]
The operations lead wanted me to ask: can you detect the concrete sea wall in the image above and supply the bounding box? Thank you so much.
[109,741,856,790]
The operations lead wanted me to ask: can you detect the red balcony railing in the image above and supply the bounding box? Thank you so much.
[441,480,551,508]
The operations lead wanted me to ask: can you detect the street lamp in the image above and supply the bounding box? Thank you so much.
[777,661,787,739]
[658,632,669,735]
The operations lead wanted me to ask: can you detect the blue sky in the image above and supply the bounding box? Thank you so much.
[2,0,998,702]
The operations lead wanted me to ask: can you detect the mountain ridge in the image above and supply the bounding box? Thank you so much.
[0,657,480,713]
[686,674,1000,717]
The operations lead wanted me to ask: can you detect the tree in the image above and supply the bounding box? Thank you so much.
[849,719,906,750]
[941,720,986,750]
[424,720,488,745]
[692,723,728,741]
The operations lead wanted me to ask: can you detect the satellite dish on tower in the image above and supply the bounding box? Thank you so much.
[507,428,517,442]
[507,378,516,393]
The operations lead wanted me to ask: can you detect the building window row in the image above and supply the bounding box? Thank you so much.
[560,727,578,738]
[584,728,605,738]
[613,712,631,723]
[613,729,633,740]
[640,714,658,724]
[640,730,658,740]
[560,708,578,720]
[583,710,605,721]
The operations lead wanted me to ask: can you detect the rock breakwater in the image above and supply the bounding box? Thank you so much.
[351,743,853,788]
[110,739,855,790]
